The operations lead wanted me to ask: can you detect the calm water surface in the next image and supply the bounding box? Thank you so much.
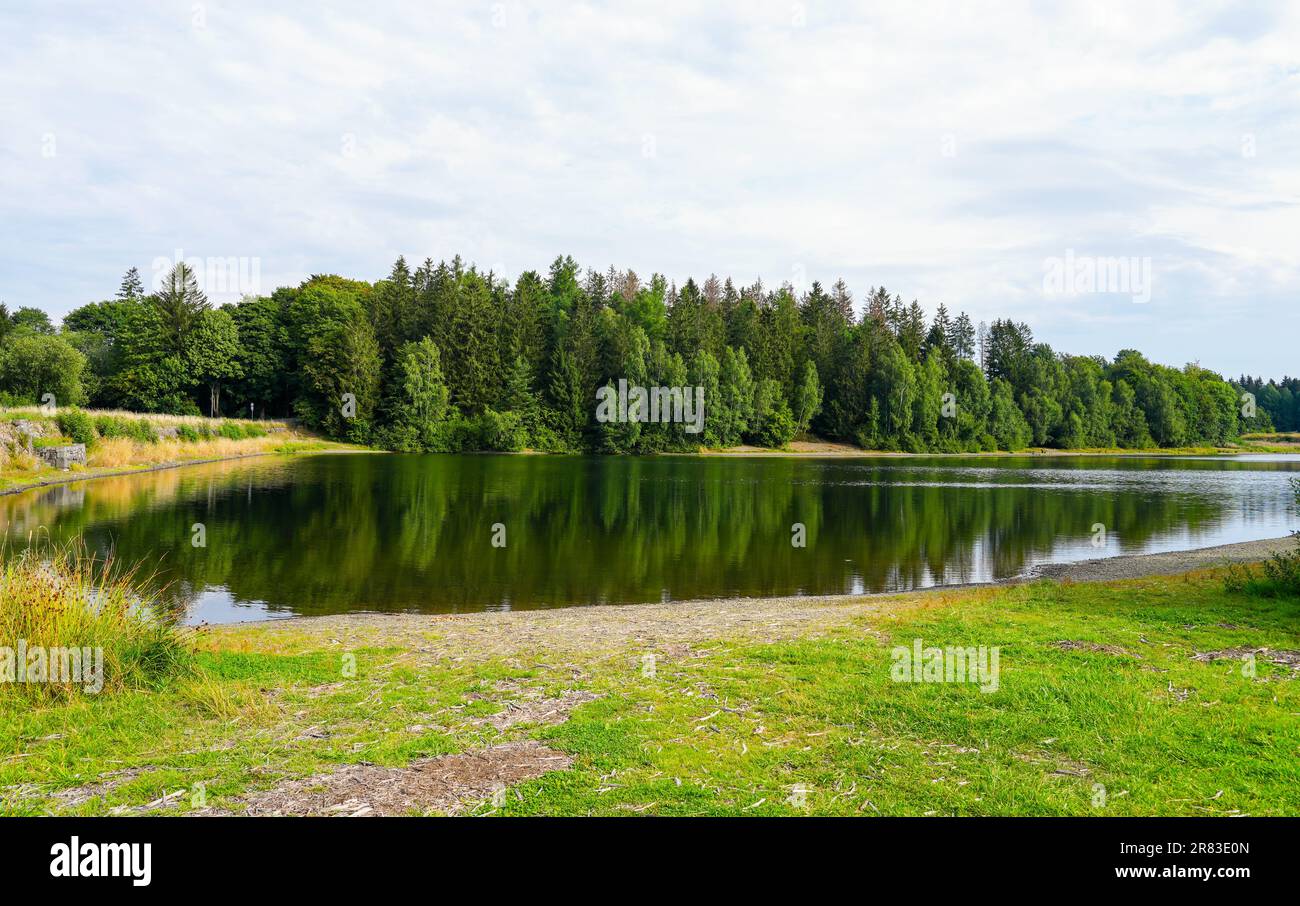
[2,453,1297,623]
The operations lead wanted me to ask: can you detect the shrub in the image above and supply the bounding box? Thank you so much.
[94,415,129,439]
[218,422,246,440]
[176,424,200,442]
[131,419,158,443]
[374,423,416,452]
[0,542,192,702]
[478,408,528,452]
[132,420,154,443]
[56,409,96,446]
[528,424,574,454]
[754,402,796,448]
[443,415,482,452]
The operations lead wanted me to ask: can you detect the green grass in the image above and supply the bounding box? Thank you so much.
[508,578,1299,816]
[1,569,1296,816]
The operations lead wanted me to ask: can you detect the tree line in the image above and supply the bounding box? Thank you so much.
[0,255,1288,452]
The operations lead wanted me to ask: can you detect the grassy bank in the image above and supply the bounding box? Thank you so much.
[0,407,360,493]
[1,565,1296,816]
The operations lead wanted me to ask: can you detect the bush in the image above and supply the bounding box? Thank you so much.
[94,415,129,439]
[131,418,158,443]
[443,415,484,452]
[176,424,200,442]
[374,422,422,453]
[213,421,268,440]
[56,409,95,446]
[92,415,154,443]
[478,408,528,452]
[754,402,796,448]
[0,542,191,702]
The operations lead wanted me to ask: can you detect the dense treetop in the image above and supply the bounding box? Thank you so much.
[0,256,1291,452]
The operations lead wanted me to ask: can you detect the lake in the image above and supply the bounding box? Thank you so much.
[2,452,1297,623]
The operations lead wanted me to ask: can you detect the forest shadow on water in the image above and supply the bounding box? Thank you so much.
[1,452,1297,623]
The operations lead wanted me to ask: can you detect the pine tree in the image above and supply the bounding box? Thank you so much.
[152,262,209,355]
[547,347,587,449]
[117,267,145,301]
[864,286,890,326]
[949,311,976,360]
[830,278,855,323]
[372,256,415,359]
[927,304,953,359]
[898,300,927,362]
[501,353,538,429]
[444,269,500,414]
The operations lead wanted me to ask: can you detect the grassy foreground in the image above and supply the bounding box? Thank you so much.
[1,566,1296,817]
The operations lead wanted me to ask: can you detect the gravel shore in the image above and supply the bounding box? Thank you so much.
[1032,536,1295,582]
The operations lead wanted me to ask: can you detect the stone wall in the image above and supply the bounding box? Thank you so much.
[35,443,87,470]
[0,419,50,452]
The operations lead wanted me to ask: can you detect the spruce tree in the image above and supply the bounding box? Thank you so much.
[117,266,145,301]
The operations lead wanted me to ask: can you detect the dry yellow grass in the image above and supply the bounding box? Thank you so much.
[4,449,40,472]
[84,433,309,469]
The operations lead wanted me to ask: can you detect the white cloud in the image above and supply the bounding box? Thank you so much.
[1,0,1297,376]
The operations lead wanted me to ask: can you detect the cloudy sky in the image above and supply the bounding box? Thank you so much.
[2,1,1297,377]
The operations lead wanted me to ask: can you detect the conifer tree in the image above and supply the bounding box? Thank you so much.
[117,266,145,301]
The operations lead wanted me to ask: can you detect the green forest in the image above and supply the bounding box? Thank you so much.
[1,256,1294,453]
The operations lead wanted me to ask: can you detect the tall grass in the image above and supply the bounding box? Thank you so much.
[1,406,289,431]
[86,434,289,469]
[0,542,192,702]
